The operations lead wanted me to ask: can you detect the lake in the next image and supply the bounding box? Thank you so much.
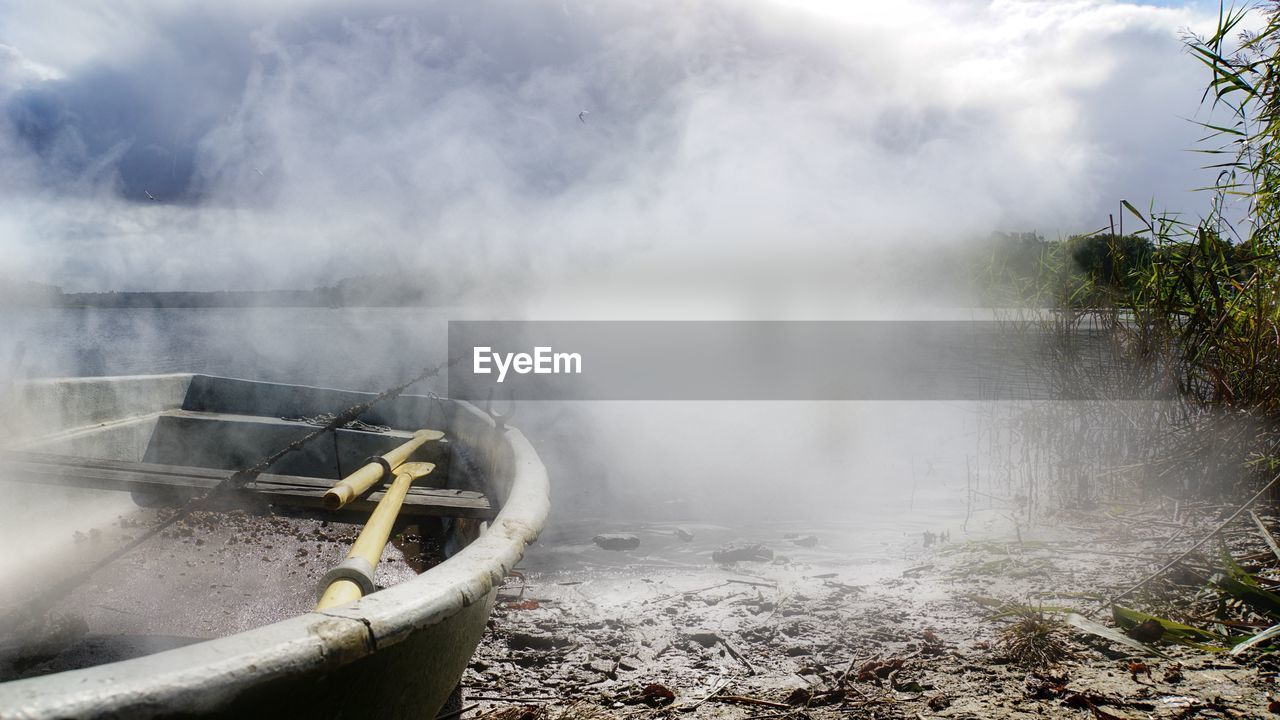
[0,307,454,391]
[0,307,998,524]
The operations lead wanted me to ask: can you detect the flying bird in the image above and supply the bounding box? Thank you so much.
[578,110,589,123]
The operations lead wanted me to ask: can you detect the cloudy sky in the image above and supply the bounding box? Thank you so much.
[0,0,1239,292]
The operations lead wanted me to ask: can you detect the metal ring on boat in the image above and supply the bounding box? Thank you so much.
[318,557,377,599]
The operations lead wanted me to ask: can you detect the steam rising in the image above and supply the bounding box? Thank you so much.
[0,0,1245,648]
[0,0,1245,539]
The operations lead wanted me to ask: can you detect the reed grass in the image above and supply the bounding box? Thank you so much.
[977,3,1280,510]
[969,3,1280,658]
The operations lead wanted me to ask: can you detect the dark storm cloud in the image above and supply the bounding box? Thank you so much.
[2,1,748,204]
[2,9,257,201]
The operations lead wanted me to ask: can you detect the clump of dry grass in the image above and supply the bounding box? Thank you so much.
[999,608,1073,667]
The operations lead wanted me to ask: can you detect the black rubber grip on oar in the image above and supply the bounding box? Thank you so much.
[365,456,393,482]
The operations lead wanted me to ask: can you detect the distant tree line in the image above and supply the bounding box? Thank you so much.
[979,230,1259,307]
[0,272,468,309]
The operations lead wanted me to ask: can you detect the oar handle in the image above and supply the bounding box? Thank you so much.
[322,429,442,510]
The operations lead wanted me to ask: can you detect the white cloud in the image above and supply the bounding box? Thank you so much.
[0,0,1235,293]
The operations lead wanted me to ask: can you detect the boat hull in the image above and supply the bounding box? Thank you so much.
[0,374,549,719]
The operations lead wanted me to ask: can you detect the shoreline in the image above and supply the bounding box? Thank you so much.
[462,512,1277,718]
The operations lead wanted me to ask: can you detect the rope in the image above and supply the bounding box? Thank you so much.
[224,356,461,489]
[5,354,463,624]
[331,429,344,479]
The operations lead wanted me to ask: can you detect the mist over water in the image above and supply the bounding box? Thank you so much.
[0,307,1003,531]
[0,307,449,387]
[0,0,1233,532]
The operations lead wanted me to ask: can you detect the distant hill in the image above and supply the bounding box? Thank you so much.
[60,290,325,308]
[323,272,470,308]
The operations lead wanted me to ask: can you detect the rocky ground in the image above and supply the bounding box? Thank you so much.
[462,509,1280,719]
[5,494,1279,718]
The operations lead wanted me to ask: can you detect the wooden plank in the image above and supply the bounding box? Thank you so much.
[241,486,494,519]
[162,409,419,440]
[142,412,452,482]
[0,452,494,520]
[2,451,455,495]
[10,450,231,480]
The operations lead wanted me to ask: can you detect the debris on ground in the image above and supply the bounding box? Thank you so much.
[786,533,818,547]
[464,513,1280,718]
[592,534,641,551]
[711,542,773,563]
[638,683,675,706]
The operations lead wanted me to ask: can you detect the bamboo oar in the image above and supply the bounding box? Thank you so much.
[316,461,436,610]
[322,429,442,510]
